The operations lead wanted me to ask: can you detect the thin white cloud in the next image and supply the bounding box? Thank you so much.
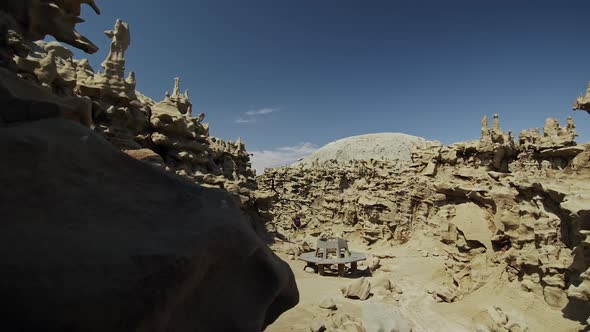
[250,142,318,174]
[245,108,280,116]
[235,107,281,124]
[234,117,255,124]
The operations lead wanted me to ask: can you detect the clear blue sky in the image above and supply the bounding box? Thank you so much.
[73,1,590,170]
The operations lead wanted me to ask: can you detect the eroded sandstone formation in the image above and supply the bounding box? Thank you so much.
[148,78,256,203]
[258,158,433,246]
[0,2,297,330]
[0,11,259,211]
[574,81,590,113]
[259,114,589,325]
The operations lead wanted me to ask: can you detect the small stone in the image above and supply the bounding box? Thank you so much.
[341,277,371,300]
[422,251,429,257]
[288,255,295,260]
[309,320,326,332]
[372,276,394,296]
[319,297,337,310]
[300,241,313,253]
[304,266,316,273]
[488,306,508,326]
[368,257,381,272]
[380,265,393,273]
[434,286,457,303]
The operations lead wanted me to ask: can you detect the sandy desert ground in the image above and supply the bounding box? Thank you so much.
[267,232,584,332]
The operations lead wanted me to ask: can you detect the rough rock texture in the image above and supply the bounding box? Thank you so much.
[322,312,367,332]
[295,133,430,166]
[0,0,99,127]
[75,19,137,108]
[0,10,259,216]
[573,81,590,113]
[258,159,433,245]
[148,78,257,202]
[0,3,297,330]
[307,304,412,332]
[0,119,298,331]
[0,0,100,54]
[259,114,590,326]
[473,306,528,332]
[341,278,372,300]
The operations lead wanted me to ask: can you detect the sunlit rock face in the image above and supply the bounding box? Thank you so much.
[0,10,259,211]
[259,114,589,324]
[574,81,590,113]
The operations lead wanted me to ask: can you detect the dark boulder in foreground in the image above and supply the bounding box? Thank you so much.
[0,119,299,332]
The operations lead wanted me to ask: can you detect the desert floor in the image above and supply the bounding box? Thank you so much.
[266,233,583,332]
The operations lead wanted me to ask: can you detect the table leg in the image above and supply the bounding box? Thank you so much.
[351,262,357,273]
[338,264,345,277]
[318,264,325,276]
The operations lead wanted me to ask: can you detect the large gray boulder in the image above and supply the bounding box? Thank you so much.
[0,119,298,331]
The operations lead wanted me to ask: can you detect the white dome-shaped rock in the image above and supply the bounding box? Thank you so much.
[296,133,430,166]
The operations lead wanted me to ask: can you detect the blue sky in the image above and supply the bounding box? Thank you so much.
[73,1,590,171]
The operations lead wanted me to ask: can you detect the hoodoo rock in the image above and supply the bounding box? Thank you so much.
[573,81,590,113]
[0,6,258,206]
